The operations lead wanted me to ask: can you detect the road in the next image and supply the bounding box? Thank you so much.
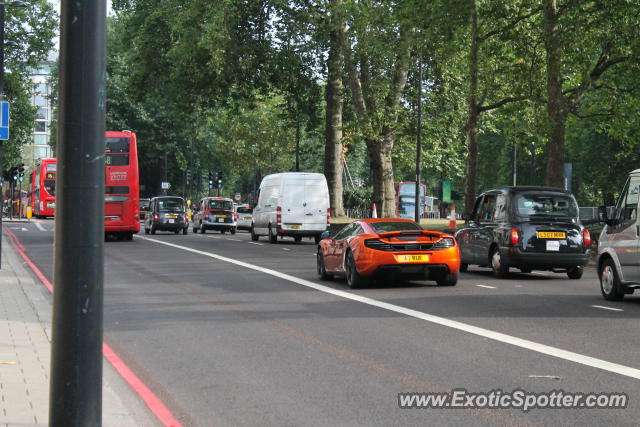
[7,219,640,426]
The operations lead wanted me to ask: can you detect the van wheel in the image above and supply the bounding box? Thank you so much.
[294,236,302,243]
[230,228,236,235]
[490,247,509,277]
[567,266,583,279]
[251,226,259,241]
[599,259,625,301]
[200,222,206,234]
[268,226,277,243]
[346,251,368,289]
[317,248,332,280]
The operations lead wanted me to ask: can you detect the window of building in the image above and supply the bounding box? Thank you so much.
[33,134,48,145]
[34,95,47,107]
[36,108,47,120]
[36,83,48,94]
[35,121,46,133]
[36,145,50,159]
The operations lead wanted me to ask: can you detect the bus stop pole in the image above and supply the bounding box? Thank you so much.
[49,1,106,425]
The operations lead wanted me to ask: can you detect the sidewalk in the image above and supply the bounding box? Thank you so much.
[0,236,159,426]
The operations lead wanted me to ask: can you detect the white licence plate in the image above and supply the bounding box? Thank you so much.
[546,240,560,251]
[168,219,175,224]
[217,218,224,223]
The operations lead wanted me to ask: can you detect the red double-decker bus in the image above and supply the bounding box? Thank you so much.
[29,158,57,218]
[104,131,140,240]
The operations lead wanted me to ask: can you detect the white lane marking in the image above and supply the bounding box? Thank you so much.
[35,222,47,232]
[21,227,28,231]
[282,248,291,251]
[248,242,264,246]
[475,285,496,289]
[137,235,640,380]
[528,375,561,380]
[591,305,624,312]
[205,235,222,239]
[226,238,242,242]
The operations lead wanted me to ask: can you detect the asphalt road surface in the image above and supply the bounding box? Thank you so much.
[8,219,640,426]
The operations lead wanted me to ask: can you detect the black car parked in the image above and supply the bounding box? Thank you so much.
[455,187,591,279]
[144,196,189,235]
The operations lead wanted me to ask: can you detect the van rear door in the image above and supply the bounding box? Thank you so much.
[282,177,306,229]
[302,177,329,230]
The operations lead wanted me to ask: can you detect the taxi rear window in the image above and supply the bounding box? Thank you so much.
[208,200,233,210]
[515,193,578,218]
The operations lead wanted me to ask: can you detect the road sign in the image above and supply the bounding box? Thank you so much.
[161,181,171,190]
[0,101,9,140]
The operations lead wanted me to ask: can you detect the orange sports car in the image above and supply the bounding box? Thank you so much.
[317,218,461,288]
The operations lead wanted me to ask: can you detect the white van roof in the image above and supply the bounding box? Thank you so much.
[631,169,640,175]
[262,172,326,181]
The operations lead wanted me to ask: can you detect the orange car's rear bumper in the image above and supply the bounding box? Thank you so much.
[355,246,460,276]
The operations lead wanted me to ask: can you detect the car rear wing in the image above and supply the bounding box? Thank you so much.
[377,230,443,240]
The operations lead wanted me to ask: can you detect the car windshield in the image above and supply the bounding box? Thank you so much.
[157,198,185,212]
[140,199,150,209]
[369,221,422,233]
[208,200,233,210]
[237,207,252,214]
[514,193,578,218]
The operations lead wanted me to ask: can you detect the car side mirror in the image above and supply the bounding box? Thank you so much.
[320,231,331,240]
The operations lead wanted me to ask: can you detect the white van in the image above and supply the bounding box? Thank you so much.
[597,168,640,300]
[251,172,330,243]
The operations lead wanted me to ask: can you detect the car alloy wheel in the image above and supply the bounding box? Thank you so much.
[317,249,331,280]
[491,248,508,277]
[346,251,368,289]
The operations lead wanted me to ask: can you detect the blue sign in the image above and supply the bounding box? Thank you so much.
[0,101,9,140]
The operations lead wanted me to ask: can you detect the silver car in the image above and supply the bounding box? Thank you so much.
[597,168,640,300]
[235,204,253,231]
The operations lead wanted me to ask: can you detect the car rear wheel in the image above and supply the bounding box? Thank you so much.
[144,227,149,235]
[436,272,458,286]
[150,225,156,235]
[221,230,226,234]
[268,226,277,243]
[294,236,302,243]
[346,251,368,289]
[174,229,180,234]
[193,226,198,233]
[183,227,188,235]
[600,258,625,301]
[230,227,236,235]
[490,247,509,277]
[251,226,259,241]
[200,222,206,234]
[317,248,332,280]
[459,263,468,273]
[567,266,583,279]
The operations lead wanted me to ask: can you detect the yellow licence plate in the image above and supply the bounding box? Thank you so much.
[537,231,566,239]
[244,217,252,220]
[395,254,429,263]
[216,215,227,218]
[290,225,301,229]
[166,215,177,219]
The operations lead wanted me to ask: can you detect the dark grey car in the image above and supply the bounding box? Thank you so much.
[144,196,189,235]
[455,187,591,278]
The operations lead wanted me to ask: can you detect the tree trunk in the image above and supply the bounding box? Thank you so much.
[464,1,479,215]
[543,0,565,188]
[366,137,395,217]
[324,0,345,217]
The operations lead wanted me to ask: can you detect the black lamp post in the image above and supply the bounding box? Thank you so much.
[0,0,25,269]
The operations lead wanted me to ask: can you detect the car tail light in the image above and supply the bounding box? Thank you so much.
[364,239,394,251]
[276,206,282,226]
[432,237,455,249]
[582,229,591,247]
[153,213,159,222]
[327,208,331,225]
[510,228,519,245]
[184,214,189,223]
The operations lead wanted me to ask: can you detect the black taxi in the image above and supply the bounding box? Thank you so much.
[455,187,591,278]
[144,196,189,235]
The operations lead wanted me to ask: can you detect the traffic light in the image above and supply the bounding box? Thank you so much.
[18,166,24,182]
[208,171,214,189]
[217,171,223,189]
[186,169,191,184]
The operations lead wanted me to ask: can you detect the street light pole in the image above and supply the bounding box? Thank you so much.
[414,58,423,223]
